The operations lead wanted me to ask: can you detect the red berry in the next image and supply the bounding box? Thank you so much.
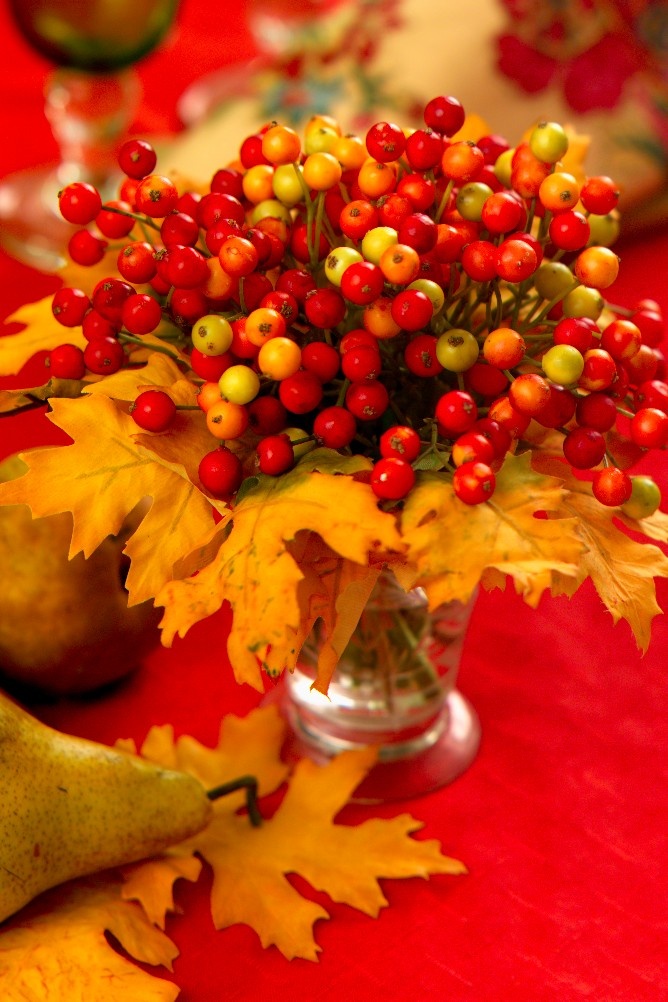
[48,343,85,380]
[313,406,357,448]
[257,434,295,475]
[592,467,632,507]
[379,425,421,462]
[83,335,125,375]
[198,447,243,498]
[371,457,416,500]
[68,229,108,266]
[345,379,389,421]
[453,461,496,504]
[301,342,340,382]
[118,139,157,180]
[562,427,606,469]
[404,334,443,377]
[58,182,102,225]
[424,95,466,136]
[121,293,163,336]
[131,389,177,431]
[95,200,135,238]
[51,287,91,327]
[435,390,478,435]
[365,121,406,163]
[247,395,288,435]
[278,370,324,414]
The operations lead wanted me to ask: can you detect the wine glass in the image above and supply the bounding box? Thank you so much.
[0,0,180,271]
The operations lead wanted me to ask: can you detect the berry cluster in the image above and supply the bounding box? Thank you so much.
[51,97,665,515]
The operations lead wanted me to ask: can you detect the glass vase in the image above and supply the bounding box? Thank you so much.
[279,569,481,802]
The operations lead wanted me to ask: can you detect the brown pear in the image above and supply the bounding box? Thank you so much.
[0,692,213,923]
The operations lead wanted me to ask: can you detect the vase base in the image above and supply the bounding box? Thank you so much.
[264,682,481,803]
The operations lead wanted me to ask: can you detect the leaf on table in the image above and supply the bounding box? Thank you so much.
[0,298,87,376]
[533,454,668,651]
[0,874,180,1002]
[156,452,405,689]
[398,451,584,609]
[121,706,465,963]
[0,394,217,602]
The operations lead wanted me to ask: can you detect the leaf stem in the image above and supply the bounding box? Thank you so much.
[207,775,263,826]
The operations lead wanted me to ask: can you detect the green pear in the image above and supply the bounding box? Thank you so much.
[0,691,213,923]
[0,455,160,695]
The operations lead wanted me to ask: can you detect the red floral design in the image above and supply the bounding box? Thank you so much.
[496,0,654,113]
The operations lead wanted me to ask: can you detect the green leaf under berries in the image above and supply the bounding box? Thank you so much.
[156,458,404,690]
[396,451,584,610]
[0,394,218,604]
[0,297,87,376]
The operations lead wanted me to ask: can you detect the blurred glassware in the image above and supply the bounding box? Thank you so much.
[0,0,180,271]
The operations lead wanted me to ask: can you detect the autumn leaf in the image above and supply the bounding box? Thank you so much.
[0,394,217,604]
[121,706,465,962]
[289,532,382,694]
[533,454,668,650]
[0,875,180,1002]
[82,351,187,403]
[0,298,87,377]
[157,452,405,689]
[398,451,584,609]
[0,377,89,414]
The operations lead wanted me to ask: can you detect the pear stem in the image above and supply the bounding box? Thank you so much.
[207,775,262,826]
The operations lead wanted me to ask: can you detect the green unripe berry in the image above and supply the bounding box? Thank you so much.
[533,261,576,301]
[191,314,233,356]
[541,344,585,385]
[587,212,620,248]
[456,182,494,221]
[563,285,604,321]
[621,475,662,520]
[530,121,569,164]
[435,328,479,372]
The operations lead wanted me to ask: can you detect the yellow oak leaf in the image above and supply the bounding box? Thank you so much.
[0,395,217,604]
[533,455,668,651]
[82,351,187,402]
[0,875,179,1001]
[0,298,87,376]
[399,451,584,610]
[157,452,405,689]
[121,706,465,963]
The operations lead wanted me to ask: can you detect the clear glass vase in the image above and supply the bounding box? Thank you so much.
[280,569,481,802]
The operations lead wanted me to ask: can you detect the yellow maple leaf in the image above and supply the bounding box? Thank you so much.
[0,298,87,377]
[121,706,465,963]
[157,452,405,689]
[533,454,668,651]
[0,395,217,604]
[398,451,584,609]
[0,875,179,1001]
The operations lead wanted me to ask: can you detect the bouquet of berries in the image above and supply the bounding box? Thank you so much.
[1,93,667,692]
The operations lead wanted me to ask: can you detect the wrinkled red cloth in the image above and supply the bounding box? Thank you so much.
[1,3,667,999]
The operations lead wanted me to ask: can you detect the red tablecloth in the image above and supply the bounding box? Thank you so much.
[1,4,667,1000]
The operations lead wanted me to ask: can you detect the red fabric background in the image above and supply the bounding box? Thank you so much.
[1,3,667,999]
